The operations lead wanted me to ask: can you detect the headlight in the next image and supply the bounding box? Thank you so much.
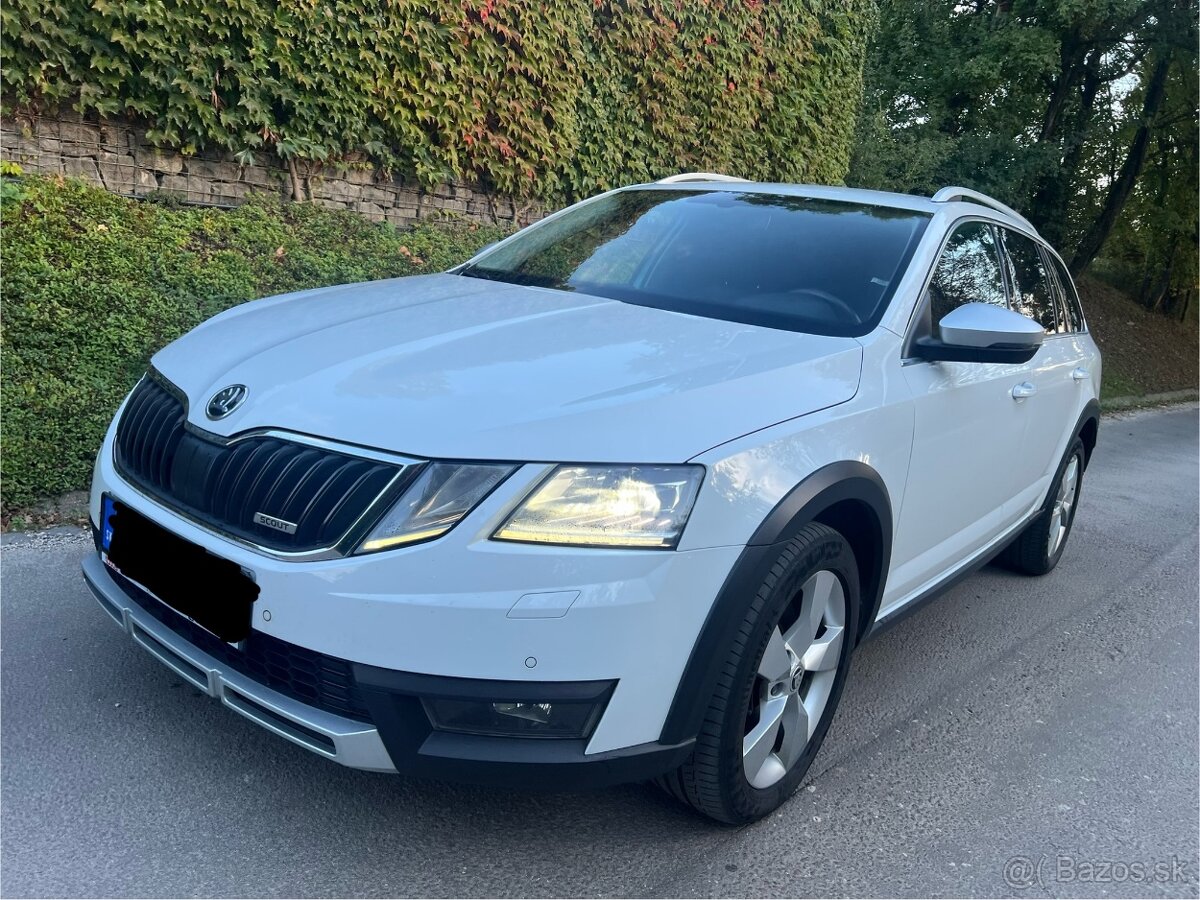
[492,464,704,549]
[357,462,516,553]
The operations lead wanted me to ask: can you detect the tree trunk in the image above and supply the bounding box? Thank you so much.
[286,157,305,203]
[1030,49,1101,246]
[1061,54,1103,172]
[1039,36,1085,143]
[1148,239,1177,313]
[1069,54,1172,275]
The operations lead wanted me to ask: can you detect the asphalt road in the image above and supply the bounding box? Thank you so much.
[2,405,1197,898]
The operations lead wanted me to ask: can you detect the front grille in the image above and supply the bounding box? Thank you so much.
[105,558,372,722]
[114,376,407,553]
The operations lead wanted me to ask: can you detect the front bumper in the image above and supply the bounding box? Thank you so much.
[84,400,745,786]
[83,552,695,788]
[83,552,394,770]
[87,422,741,753]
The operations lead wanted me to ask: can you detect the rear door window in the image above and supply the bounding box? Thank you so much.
[1044,251,1084,332]
[1002,231,1062,334]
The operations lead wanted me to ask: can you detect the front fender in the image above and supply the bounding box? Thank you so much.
[659,461,892,745]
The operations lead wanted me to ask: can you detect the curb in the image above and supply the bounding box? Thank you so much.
[1101,389,1199,413]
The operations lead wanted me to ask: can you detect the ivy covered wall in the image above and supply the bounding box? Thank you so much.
[1,0,875,201]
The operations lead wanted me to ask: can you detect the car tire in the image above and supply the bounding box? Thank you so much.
[1000,436,1086,576]
[658,522,859,824]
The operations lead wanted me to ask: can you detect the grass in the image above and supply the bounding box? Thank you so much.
[0,172,509,519]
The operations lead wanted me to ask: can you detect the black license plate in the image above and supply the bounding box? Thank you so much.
[103,495,259,643]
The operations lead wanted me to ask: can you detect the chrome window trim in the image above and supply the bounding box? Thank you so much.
[996,225,1088,335]
[1036,243,1073,334]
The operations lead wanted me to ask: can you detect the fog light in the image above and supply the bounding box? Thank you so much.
[422,697,605,739]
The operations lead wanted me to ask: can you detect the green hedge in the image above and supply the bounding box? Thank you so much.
[1,0,873,198]
[0,173,508,512]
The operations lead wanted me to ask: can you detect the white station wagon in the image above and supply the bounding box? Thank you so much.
[84,175,1101,823]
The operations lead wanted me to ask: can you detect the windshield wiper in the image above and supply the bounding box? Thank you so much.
[459,266,564,289]
[458,265,512,283]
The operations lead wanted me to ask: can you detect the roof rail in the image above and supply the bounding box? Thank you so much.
[657,172,750,184]
[931,186,1036,231]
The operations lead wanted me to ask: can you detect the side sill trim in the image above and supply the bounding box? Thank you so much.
[868,399,1098,639]
[864,507,1039,640]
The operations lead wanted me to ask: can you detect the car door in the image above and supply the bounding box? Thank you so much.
[998,229,1086,514]
[889,220,1035,603]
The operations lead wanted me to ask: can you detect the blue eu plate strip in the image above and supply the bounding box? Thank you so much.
[101,495,116,552]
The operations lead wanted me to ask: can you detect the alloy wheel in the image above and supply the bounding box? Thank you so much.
[743,569,847,790]
[1048,452,1081,557]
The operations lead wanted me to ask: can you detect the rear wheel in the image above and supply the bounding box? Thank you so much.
[658,523,859,824]
[1001,436,1085,575]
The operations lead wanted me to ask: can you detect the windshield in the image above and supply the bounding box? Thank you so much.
[459,189,930,337]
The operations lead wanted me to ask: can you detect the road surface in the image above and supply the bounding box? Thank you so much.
[2,405,1197,898]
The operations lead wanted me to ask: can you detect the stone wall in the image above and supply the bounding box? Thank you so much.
[1,111,543,228]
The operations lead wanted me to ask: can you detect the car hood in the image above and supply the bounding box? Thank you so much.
[151,274,862,463]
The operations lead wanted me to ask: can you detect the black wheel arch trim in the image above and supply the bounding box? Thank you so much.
[1074,399,1101,469]
[659,460,892,746]
[1030,400,1098,519]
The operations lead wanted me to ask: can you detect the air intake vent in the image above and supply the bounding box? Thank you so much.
[114,377,409,553]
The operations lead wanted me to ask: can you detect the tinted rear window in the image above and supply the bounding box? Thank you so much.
[1045,252,1085,331]
[460,189,930,336]
[1002,230,1062,334]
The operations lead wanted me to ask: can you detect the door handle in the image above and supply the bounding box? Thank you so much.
[1012,381,1038,400]
[1071,367,1090,382]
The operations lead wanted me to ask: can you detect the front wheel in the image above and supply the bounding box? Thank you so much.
[658,523,859,824]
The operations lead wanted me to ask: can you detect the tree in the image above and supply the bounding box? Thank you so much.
[1095,57,1199,318]
[1069,51,1171,274]
[849,0,1197,308]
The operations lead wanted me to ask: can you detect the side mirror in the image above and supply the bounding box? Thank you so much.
[912,302,1044,364]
